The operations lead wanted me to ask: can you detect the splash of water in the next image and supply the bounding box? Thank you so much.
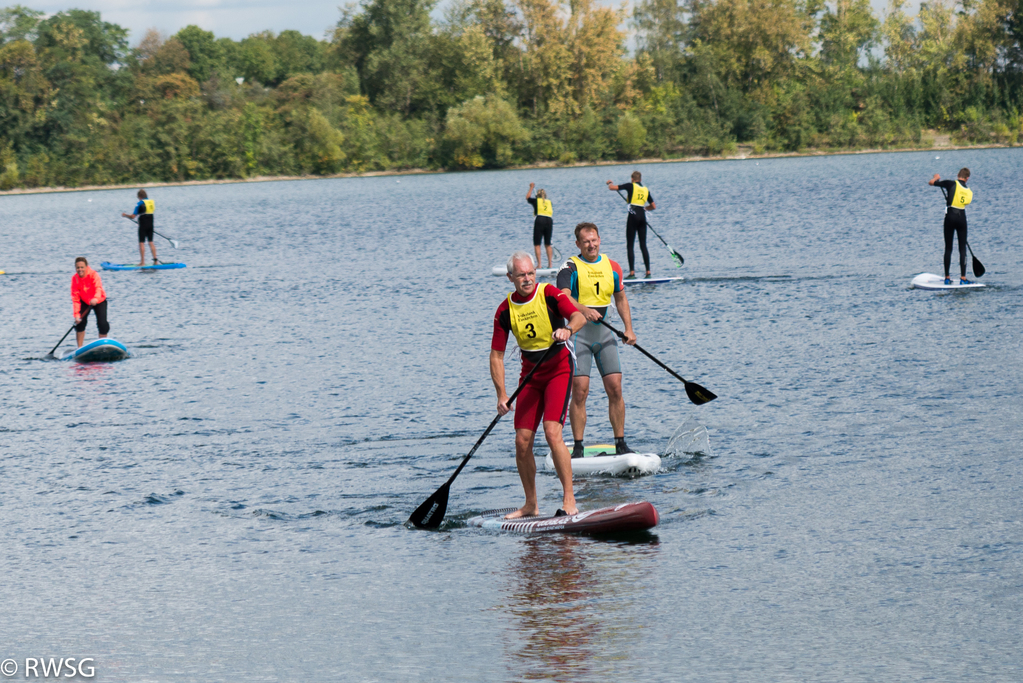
[665,417,711,459]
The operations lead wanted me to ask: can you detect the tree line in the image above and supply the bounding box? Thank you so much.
[1,0,1021,189]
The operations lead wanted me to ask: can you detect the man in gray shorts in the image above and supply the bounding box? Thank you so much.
[556,222,638,457]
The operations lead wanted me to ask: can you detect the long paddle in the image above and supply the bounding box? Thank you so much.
[616,189,684,268]
[46,304,90,359]
[408,342,559,530]
[966,242,985,277]
[126,217,179,248]
[599,319,717,405]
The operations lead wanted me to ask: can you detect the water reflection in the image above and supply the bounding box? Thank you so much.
[499,534,659,680]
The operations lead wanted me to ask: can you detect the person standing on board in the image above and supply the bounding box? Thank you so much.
[71,257,109,348]
[557,222,638,458]
[491,251,587,519]
[929,168,973,284]
[122,189,157,266]
[606,171,656,279]
[526,183,555,269]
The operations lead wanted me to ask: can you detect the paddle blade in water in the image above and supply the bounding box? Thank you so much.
[671,250,685,268]
[972,256,985,278]
[408,483,450,529]
[685,381,717,405]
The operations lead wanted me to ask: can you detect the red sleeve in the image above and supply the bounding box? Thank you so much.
[547,284,579,320]
[491,299,510,352]
[609,259,624,292]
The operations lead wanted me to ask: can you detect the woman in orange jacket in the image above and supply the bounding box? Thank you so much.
[71,257,110,348]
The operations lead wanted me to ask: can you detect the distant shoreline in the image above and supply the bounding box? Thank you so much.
[1,140,1014,197]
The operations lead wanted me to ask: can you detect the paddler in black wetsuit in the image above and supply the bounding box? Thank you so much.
[526,183,554,269]
[606,171,656,279]
[929,168,972,285]
[122,189,157,266]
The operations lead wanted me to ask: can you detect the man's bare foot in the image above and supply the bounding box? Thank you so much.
[137,262,145,266]
[504,505,539,519]
[561,496,577,516]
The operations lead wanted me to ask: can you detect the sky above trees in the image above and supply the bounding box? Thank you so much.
[16,0,926,43]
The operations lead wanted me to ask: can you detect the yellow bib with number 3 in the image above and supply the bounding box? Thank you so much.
[142,199,155,214]
[508,286,555,351]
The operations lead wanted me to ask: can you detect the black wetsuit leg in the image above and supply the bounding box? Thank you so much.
[627,213,647,272]
[74,299,109,334]
[943,211,968,278]
[627,212,650,273]
[138,214,154,243]
[533,216,553,246]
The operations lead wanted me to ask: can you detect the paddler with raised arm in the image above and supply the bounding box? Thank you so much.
[491,251,587,519]
[526,182,554,269]
[606,171,656,279]
[121,189,157,266]
[928,168,973,285]
[557,222,638,458]
[71,257,110,348]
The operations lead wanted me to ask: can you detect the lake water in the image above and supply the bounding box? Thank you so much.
[2,149,1022,682]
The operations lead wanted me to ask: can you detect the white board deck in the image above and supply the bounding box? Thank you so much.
[911,273,986,291]
[491,265,559,277]
[544,447,661,477]
[623,275,684,285]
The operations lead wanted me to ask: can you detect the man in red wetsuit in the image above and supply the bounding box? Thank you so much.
[491,251,586,519]
[71,257,109,348]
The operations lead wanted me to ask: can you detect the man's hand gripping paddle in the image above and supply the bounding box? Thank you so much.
[599,319,717,405]
[408,343,558,530]
[616,189,684,268]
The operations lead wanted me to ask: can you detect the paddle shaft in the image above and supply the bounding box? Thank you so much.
[441,343,560,487]
[613,189,671,248]
[615,190,683,266]
[126,216,178,248]
[598,319,693,384]
[47,304,90,357]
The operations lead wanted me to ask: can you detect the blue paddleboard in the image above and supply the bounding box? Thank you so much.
[61,339,130,362]
[101,262,186,271]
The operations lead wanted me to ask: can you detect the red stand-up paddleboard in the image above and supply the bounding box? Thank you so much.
[466,501,658,534]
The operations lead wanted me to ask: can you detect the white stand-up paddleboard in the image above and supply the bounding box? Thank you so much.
[544,444,661,477]
[491,265,558,277]
[911,273,985,291]
[623,275,684,285]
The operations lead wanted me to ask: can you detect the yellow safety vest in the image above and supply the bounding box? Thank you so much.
[142,199,155,214]
[536,198,553,217]
[570,255,614,307]
[507,285,555,352]
[951,181,972,210]
[629,184,649,207]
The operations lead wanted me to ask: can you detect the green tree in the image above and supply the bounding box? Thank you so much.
[175,25,223,82]
[443,93,529,167]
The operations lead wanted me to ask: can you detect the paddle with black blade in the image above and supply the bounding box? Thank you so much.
[126,217,180,249]
[599,319,717,405]
[616,189,684,268]
[46,304,90,359]
[408,342,559,530]
[966,242,985,278]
